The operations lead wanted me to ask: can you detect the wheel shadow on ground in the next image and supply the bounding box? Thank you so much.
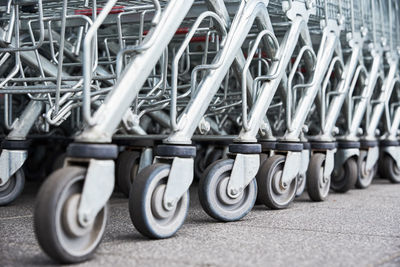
[371,178,394,185]
[111,232,151,243]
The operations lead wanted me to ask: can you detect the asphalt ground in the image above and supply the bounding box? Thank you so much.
[1,178,400,267]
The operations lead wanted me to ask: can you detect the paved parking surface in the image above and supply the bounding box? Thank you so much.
[1,178,400,266]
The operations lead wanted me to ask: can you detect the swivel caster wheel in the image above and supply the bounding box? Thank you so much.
[331,157,357,193]
[129,163,189,239]
[0,169,25,206]
[116,150,141,197]
[295,173,306,197]
[34,167,108,263]
[307,153,330,201]
[257,155,297,209]
[198,159,257,222]
[380,154,400,183]
[355,150,375,189]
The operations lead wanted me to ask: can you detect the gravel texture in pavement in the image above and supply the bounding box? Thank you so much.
[0,179,399,266]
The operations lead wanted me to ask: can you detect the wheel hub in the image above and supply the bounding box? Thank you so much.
[320,175,327,187]
[318,167,329,195]
[152,184,174,219]
[298,174,304,185]
[62,194,92,237]
[361,159,370,178]
[0,178,11,193]
[219,177,242,205]
[333,166,345,183]
[272,170,286,195]
[322,174,328,184]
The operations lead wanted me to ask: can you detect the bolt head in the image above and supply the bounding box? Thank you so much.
[80,213,90,226]
[230,189,238,196]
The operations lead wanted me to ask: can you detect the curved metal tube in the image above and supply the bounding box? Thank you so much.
[241,30,279,131]
[286,45,316,132]
[170,11,227,131]
[0,0,45,52]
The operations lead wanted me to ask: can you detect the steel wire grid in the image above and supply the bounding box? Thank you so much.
[309,1,373,39]
[362,0,374,41]
[314,0,346,20]
[392,0,400,49]
[61,9,230,127]
[136,17,232,122]
[362,0,394,46]
[0,0,169,90]
[1,0,398,129]
[0,0,169,11]
[0,0,170,28]
[0,0,240,130]
[379,0,390,47]
[308,0,348,30]
[0,0,212,86]
[268,0,310,17]
[370,0,385,44]
[267,0,285,12]
[0,0,176,126]
[349,0,364,32]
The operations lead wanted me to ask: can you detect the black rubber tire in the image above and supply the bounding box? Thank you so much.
[372,162,378,180]
[0,169,25,206]
[381,154,400,183]
[52,152,67,172]
[194,148,206,180]
[255,153,269,204]
[207,148,224,167]
[257,155,297,210]
[26,145,47,180]
[198,159,257,222]
[116,150,141,197]
[129,163,189,239]
[377,154,386,179]
[355,150,375,189]
[307,153,330,202]
[194,147,224,180]
[331,157,358,193]
[34,167,107,264]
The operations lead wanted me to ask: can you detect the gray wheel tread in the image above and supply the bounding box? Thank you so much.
[116,150,141,197]
[198,159,257,222]
[129,163,189,239]
[34,166,103,263]
[331,157,357,193]
[257,155,295,210]
[307,153,327,202]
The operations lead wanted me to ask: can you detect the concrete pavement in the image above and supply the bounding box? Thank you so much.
[1,179,399,266]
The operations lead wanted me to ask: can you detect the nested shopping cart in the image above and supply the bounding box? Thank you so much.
[0,0,175,205]
[331,0,388,190]
[299,0,369,199]
[0,0,395,264]
[368,0,400,185]
[31,0,246,263]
